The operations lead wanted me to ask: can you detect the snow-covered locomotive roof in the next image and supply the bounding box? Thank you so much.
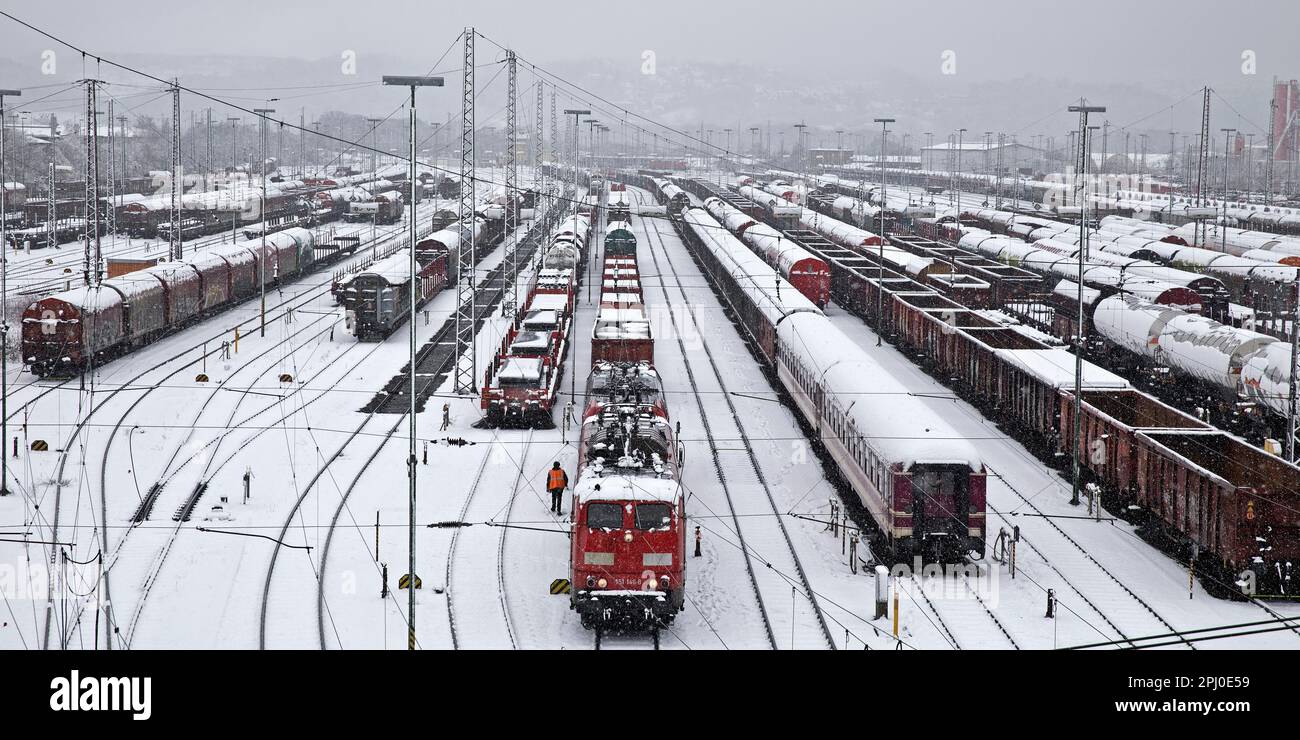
[356,249,413,285]
[509,331,552,353]
[575,475,681,505]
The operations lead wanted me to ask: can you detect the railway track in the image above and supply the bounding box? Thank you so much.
[984,465,1194,649]
[33,213,427,649]
[637,192,834,650]
[38,277,343,649]
[116,316,352,648]
[903,570,1020,650]
[443,430,531,649]
[62,286,377,649]
[276,219,545,649]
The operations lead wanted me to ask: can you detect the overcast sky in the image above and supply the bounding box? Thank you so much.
[3,0,1297,84]
[0,1,1295,145]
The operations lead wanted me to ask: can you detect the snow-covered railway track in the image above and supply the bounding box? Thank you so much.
[38,274,345,649]
[905,570,1019,649]
[639,196,834,650]
[287,228,539,649]
[443,430,531,649]
[36,215,425,650]
[985,466,1193,649]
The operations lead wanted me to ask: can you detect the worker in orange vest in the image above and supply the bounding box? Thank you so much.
[547,462,569,515]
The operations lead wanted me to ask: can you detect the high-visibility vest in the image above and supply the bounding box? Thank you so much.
[547,469,566,490]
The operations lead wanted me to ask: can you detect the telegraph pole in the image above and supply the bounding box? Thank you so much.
[382,73,442,652]
[1068,102,1105,507]
[0,87,20,499]
[254,106,276,336]
[1266,77,1277,205]
[874,117,893,347]
[366,117,382,177]
[1220,128,1236,252]
[205,108,212,192]
[170,80,181,260]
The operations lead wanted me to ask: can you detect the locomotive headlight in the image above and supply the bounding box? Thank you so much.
[596,578,607,588]
[586,576,595,588]
[623,531,633,543]
[660,575,670,588]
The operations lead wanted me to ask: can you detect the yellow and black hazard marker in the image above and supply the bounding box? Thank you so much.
[195,373,210,383]
[398,573,422,590]
[30,440,49,452]
[550,578,571,595]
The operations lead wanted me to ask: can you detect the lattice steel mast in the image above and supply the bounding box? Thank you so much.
[502,49,518,318]
[453,28,478,394]
[170,79,182,260]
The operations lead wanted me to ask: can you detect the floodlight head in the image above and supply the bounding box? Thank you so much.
[382,76,445,87]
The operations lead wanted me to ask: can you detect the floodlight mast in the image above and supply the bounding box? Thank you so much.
[382,73,444,651]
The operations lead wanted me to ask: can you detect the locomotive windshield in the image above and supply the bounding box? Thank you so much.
[634,503,672,531]
[586,502,623,529]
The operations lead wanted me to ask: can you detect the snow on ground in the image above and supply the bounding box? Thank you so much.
[4,176,1296,650]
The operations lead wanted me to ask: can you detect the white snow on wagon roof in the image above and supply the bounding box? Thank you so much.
[994,348,1130,390]
[498,357,544,383]
[527,293,568,312]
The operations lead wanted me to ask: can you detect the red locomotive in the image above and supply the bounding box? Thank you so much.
[569,363,684,641]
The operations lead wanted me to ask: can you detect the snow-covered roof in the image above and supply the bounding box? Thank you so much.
[498,357,544,383]
[509,331,552,353]
[522,309,560,329]
[994,348,1129,390]
[527,293,569,312]
[778,311,983,471]
[358,249,414,285]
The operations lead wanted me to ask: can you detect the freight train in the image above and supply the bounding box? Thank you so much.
[22,228,328,376]
[784,208,1300,597]
[337,211,501,340]
[480,217,588,427]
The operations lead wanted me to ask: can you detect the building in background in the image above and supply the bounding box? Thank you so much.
[921,139,1045,174]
